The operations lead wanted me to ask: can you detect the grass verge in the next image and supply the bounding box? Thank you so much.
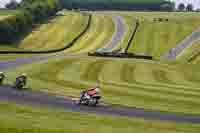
[4,56,200,115]
[0,102,199,133]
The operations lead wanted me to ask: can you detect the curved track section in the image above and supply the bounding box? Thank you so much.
[96,16,127,52]
[162,27,200,60]
[0,86,200,124]
[64,15,115,54]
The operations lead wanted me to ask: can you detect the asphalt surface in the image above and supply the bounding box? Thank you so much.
[162,27,200,60]
[0,16,200,124]
[1,86,200,124]
[96,16,127,53]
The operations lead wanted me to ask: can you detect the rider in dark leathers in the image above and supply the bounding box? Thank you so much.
[0,72,5,84]
[16,73,27,87]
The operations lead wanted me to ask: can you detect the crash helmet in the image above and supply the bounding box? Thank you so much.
[22,73,27,77]
[95,87,100,93]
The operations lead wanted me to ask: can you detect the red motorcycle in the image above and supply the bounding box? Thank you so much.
[78,88,101,106]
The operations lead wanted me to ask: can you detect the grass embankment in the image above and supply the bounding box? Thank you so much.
[0,15,11,21]
[127,12,200,60]
[0,12,88,61]
[64,14,115,54]
[115,15,135,51]
[0,13,115,59]
[0,102,199,133]
[20,12,88,51]
[0,10,17,21]
[2,12,200,115]
[0,10,17,16]
[0,45,36,61]
[4,56,200,115]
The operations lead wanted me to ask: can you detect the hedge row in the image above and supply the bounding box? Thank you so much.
[0,0,60,43]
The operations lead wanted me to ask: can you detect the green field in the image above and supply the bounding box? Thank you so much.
[2,11,200,132]
[0,102,199,133]
[0,10,17,16]
[127,12,200,59]
[0,10,17,21]
[0,45,35,61]
[0,12,116,54]
[3,12,200,116]
[0,11,90,61]
[0,12,116,61]
[64,14,115,54]
[117,15,136,50]
[4,56,200,115]
[0,11,90,60]
[0,15,10,21]
[20,12,88,51]
[2,11,200,59]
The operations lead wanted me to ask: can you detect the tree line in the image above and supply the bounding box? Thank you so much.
[0,0,60,43]
[59,0,175,11]
[178,3,194,11]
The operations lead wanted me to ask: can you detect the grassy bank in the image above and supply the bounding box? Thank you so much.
[0,10,17,16]
[0,12,116,55]
[0,11,88,51]
[117,15,135,51]
[4,56,200,115]
[127,12,200,59]
[2,12,200,115]
[20,12,88,51]
[0,102,199,133]
[0,12,88,61]
[0,15,11,21]
[64,14,115,54]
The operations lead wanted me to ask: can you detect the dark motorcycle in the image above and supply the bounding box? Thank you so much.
[0,74,5,85]
[14,78,25,90]
[78,92,101,106]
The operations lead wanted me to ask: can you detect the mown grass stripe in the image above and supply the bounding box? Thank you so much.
[20,12,87,51]
[65,15,115,53]
[127,13,200,59]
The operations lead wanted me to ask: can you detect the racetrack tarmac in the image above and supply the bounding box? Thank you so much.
[0,86,200,124]
[96,16,127,52]
[162,27,200,60]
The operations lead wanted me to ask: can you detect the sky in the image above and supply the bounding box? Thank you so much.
[0,0,22,8]
[0,0,200,9]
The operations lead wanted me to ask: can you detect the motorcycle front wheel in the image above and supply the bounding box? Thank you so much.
[88,98,98,106]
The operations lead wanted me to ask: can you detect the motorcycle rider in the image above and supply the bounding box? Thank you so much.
[81,86,101,99]
[16,73,27,87]
[0,72,5,84]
